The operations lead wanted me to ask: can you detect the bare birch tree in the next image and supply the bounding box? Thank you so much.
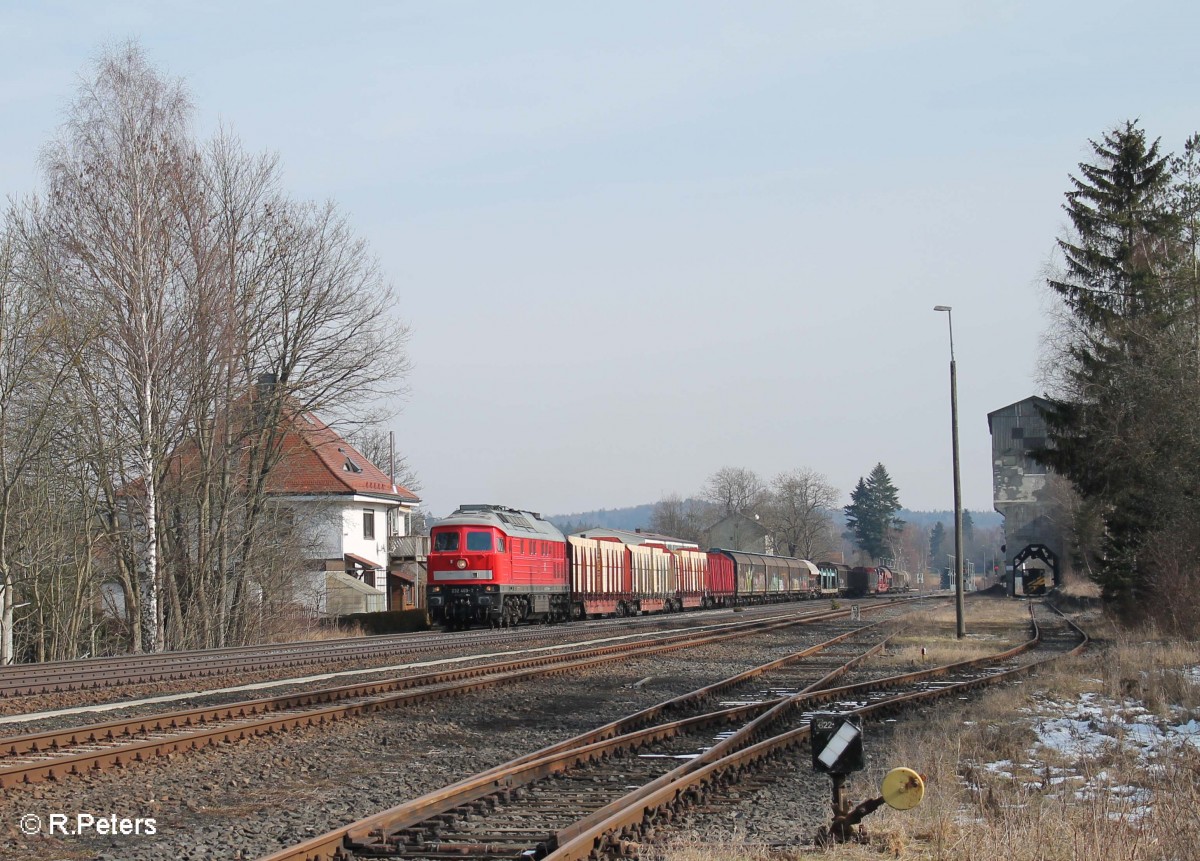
[39,43,200,651]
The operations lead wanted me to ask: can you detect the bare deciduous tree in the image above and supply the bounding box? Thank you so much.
[647,494,710,543]
[761,468,838,560]
[0,220,93,662]
[3,43,413,657]
[702,466,766,515]
[39,43,200,651]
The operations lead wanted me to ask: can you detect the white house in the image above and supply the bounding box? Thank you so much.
[263,411,421,615]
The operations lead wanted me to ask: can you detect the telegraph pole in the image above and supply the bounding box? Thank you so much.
[935,305,966,639]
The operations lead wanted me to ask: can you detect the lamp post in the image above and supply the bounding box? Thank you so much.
[934,305,965,639]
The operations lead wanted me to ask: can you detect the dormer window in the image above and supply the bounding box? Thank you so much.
[337,448,364,473]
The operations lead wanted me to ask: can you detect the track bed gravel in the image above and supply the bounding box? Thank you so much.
[1,621,858,860]
[0,604,836,726]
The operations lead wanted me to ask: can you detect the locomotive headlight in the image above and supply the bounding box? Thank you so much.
[456,559,467,570]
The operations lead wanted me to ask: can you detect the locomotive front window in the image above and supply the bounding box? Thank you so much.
[434,531,460,551]
[466,531,493,551]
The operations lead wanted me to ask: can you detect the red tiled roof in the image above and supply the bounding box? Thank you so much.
[266,411,420,503]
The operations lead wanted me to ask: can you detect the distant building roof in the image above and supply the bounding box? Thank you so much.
[703,511,769,537]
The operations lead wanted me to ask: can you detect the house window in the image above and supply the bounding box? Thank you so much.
[363,509,376,540]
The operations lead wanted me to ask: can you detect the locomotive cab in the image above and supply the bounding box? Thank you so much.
[428,525,507,626]
[427,505,570,629]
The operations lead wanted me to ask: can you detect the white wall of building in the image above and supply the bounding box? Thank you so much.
[286,495,416,600]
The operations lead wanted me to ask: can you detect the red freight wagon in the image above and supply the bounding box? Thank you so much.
[427,505,569,628]
[847,566,893,598]
[704,550,736,607]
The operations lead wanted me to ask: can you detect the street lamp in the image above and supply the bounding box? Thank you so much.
[934,305,965,639]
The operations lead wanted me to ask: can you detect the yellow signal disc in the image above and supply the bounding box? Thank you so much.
[881,767,925,810]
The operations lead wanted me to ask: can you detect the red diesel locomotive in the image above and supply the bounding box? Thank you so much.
[427,504,901,628]
[427,504,569,628]
[428,505,736,627]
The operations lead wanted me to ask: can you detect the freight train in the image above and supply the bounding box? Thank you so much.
[426,504,904,628]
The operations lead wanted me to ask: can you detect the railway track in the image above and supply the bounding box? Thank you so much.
[258,601,1085,861]
[0,600,893,699]
[0,602,911,789]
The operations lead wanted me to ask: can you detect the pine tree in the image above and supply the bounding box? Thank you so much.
[929,522,946,569]
[1048,120,1176,329]
[843,463,904,560]
[1040,120,1185,609]
[844,478,874,556]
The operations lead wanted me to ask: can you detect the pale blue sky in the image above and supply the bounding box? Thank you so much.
[3,1,1197,517]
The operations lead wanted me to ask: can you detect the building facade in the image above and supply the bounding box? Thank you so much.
[262,410,421,614]
[702,512,773,555]
[988,396,1065,594]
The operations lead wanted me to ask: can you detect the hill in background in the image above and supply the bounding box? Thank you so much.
[547,503,655,533]
[548,503,1001,533]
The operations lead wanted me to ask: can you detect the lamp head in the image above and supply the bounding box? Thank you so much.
[933,305,951,312]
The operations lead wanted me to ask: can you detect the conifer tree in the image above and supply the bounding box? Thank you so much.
[929,521,946,569]
[1041,121,1184,608]
[843,463,904,561]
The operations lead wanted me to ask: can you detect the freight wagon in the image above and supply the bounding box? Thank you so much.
[846,565,893,598]
[817,561,850,597]
[428,504,847,628]
[705,549,821,603]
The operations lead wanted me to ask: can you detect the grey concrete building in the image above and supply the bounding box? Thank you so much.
[988,395,1066,594]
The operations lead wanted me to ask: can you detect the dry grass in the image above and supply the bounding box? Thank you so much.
[653,607,1200,861]
[1057,575,1102,599]
[258,612,365,644]
[881,600,1033,667]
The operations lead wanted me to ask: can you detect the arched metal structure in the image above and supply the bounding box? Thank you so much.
[1011,543,1060,595]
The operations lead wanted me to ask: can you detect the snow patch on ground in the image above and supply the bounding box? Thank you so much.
[963,687,1200,821]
